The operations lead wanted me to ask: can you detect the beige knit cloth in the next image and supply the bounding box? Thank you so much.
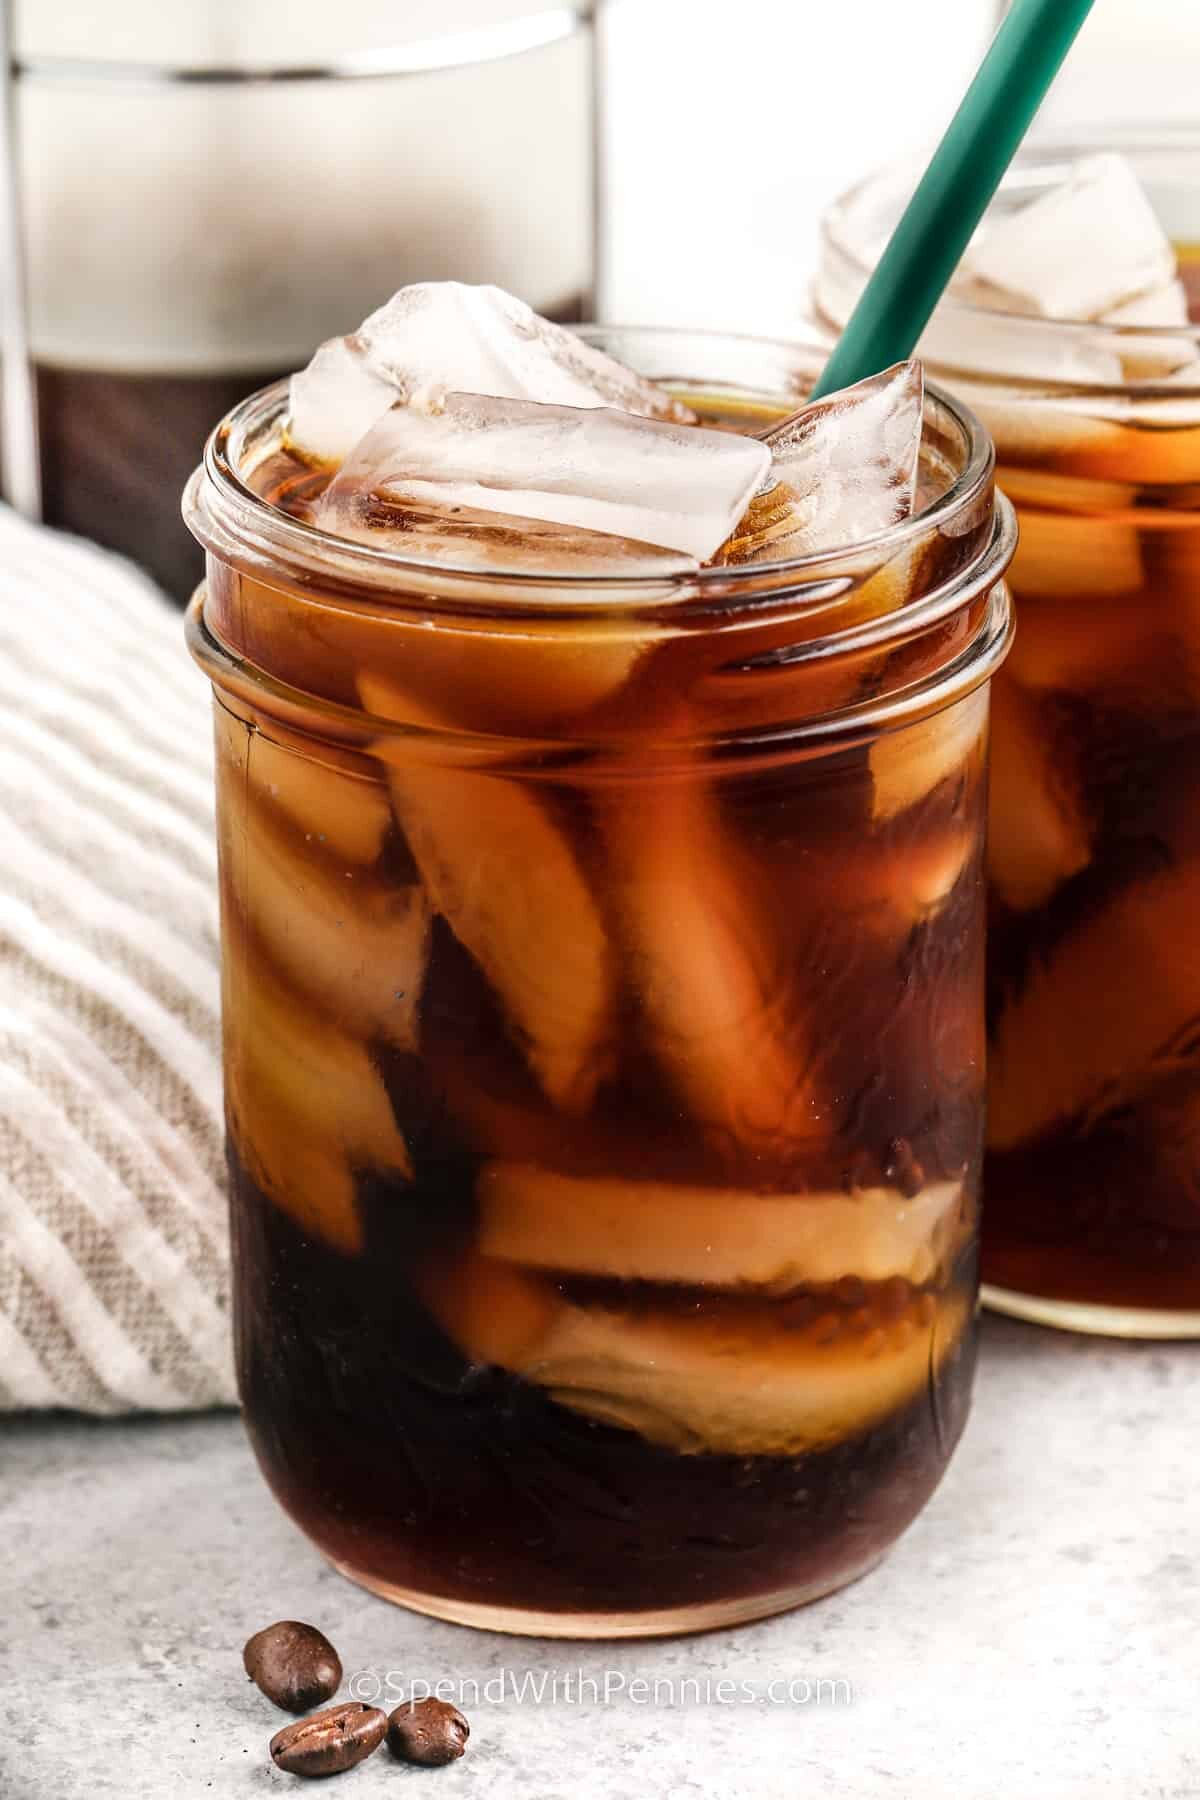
[0,506,234,1411]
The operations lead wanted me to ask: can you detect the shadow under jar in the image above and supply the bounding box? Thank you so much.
[185,329,1013,1637]
[817,129,1200,1339]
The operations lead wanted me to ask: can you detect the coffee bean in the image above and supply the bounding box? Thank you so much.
[243,1620,342,1714]
[387,1698,470,1766]
[270,1702,386,1778]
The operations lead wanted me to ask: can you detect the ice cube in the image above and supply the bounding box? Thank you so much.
[316,391,769,562]
[925,308,1126,386]
[476,1163,967,1288]
[244,727,393,866]
[354,610,652,741]
[1104,279,1196,380]
[600,758,826,1158]
[285,335,400,469]
[418,1247,969,1455]
[719,362,923,563]
[988,859,1200,1150]
[288,281,695,466]
[215,707,430,1048]
[976,389,1200,485]
[956,154,1176,321]
[987,678,1092,913]
[1007,503,1144,608]
[851,821,976,934]
[1002,510,1182,709]
[232,792,430,1049]
[1105,278,1190,329]
[224,943,413,1255]
[315,489,696,577]
[869,686,987,821]
[364,674,618,1115]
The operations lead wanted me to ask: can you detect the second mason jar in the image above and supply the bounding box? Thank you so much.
[818,130,1200,1339]
[186,330,1013,1636]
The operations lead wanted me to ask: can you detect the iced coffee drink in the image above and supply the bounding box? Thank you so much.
[818,136,1200,1334]
[185,290,1013,1634]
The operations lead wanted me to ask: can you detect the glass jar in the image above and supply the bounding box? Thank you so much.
[816,128,1200,1337]
[185,329,1013,1637]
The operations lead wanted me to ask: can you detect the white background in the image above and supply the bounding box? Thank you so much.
[15,0,1200,361]
[600,0,1200,332]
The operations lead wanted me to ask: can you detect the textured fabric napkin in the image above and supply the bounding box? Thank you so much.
[0,505,234,1412]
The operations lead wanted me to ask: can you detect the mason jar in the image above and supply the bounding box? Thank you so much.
[185,329,1013,1636]
[816,128,1200,1337]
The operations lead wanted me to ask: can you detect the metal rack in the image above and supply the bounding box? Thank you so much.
[0,1,604,520]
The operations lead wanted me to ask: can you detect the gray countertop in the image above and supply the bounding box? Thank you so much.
[2,1314,1197,1800]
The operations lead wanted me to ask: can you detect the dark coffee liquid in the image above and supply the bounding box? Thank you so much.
[233,1153,977,1622]
[220,706,986,1624]
[985,715,1200,1314]
[985,1135,1200,1313]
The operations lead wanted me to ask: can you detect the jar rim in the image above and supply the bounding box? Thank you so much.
[184,324,996,617]
[186,520,1015,756]
[821,125,1200,376]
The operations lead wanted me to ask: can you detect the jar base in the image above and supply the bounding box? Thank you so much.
[982,1282,1200,1340]
[327,1549,887,1640]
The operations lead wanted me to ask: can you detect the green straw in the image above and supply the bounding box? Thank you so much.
[810,0,1096,399]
